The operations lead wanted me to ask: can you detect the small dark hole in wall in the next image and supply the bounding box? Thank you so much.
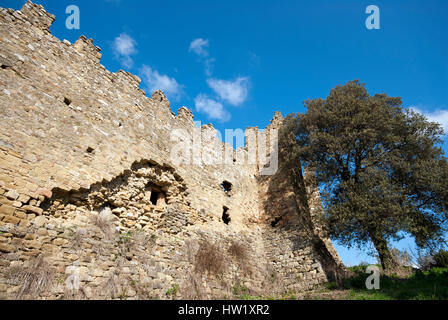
[1,65,7,69]
[150,191,158,205]
[222,206,231,225]
[150,189,166,207]
[221,181,232,196]
[271,216,282,227]
[64,97,72,105]
[86,147,94,154]
[97,202,117,211]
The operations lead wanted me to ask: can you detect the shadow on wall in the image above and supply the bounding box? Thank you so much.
[258,141,347,285]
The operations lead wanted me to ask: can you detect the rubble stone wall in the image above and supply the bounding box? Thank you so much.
[0,1,343,300]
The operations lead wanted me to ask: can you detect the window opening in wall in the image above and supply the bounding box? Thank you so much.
[63,97,72,105]
[221,181,233,196]
[222,206,231,224]
[149,189,166,207]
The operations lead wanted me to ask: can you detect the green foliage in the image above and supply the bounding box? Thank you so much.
[238,294,264,300]
[281,289,297,300]
[232,281,248,296]
[433,250,448,268]
[347,264,380,274]
[281,80,448,270]
[325,282,339,290]
[166,284,179,299]
[118,231,132,245]
[118,289,128,300]
[340,265,448,300]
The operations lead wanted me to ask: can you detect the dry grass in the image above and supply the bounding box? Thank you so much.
[68,227,87,250]
[100,257,126,299]
[181,273,204,299]
[260,263,285,296]
[89,211,115,240]
[98,256,145,300]
[130,279,154,300]
[6,255,55,299]
[103,273,121,299]
[194,238,227,276]
[64,285,89,300]
[228,240,248,262]
[228,240,252,276]
[117,230,156,259]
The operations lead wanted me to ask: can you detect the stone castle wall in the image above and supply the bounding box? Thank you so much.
[0,1,344,299]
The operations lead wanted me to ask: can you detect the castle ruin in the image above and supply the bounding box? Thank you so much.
[0,2,344,299]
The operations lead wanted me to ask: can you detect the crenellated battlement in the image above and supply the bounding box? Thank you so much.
[20,1,55,31]
[73,35,102,62]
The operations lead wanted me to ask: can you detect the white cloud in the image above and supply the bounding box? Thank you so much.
[189,38,209,57]
[411,107,448,134]
[113,33,137,68]
[194,94,230,122]
[204,58,215,77]
[206,77,249,106]
[140,65,183,100]
[189,38,215,75]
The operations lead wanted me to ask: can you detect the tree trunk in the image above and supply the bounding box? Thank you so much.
[369,232,398,271]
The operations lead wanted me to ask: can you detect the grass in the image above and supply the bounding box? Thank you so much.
[230,266,448,300]
[331,266,448,300]
[193,238,227,275]
[6,255,56,299]
[166,284,179,299]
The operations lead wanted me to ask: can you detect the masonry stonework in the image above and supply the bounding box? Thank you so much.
[0,1,345,299]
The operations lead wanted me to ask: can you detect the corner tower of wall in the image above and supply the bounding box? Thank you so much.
[256,113,346,289]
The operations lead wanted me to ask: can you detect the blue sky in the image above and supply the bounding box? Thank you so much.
[3,0,448,266]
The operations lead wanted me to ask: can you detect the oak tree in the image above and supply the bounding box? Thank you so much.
[282,80,448,270]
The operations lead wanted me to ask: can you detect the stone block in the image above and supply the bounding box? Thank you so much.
[21,205,43,215]
[26,240,42,249]
[36,188,52,198]
[33,215,47,227]
[3,215,20,225]
[14,210,27,219]
[0,201,18,214]
[17,194,30,204]
[5,190,19,200]
[0,243,15,253]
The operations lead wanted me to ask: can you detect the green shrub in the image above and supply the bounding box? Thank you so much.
[342,274,368,290]
[325,282,338,290]
[166,284,179,299]
[433,250,448,268]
